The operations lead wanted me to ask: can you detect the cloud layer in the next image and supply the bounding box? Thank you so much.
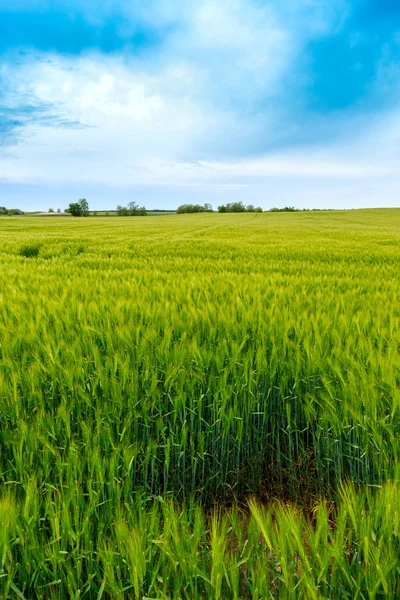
[1,0,400,209]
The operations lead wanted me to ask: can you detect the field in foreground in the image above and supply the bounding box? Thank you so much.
[0,210,399,598]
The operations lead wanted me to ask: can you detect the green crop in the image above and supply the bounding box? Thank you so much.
[0,210,399,598]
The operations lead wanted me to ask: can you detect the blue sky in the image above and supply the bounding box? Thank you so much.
[1,0,400,210]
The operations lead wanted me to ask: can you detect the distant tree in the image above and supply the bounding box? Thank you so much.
[66,199,89,217]
[116,205,128,216]
[7,208,24,215]
[57,208,61,213]
[0,206,24,215]
[177,203,213,214]
[66,202,82,217]
[116,203,147,216]
[218,202,259,213]
[268,206,298,212]
[127,201,138,214]
[48,208,54,213]
[229,202,246,212]
[128,201,147,215]
[93,210,98,216]
[79,198,89,216]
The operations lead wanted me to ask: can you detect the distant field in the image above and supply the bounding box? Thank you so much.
[22,210,177,216]
[0,210,399,598]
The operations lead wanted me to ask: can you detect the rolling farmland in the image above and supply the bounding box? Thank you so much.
[0,210,399,598]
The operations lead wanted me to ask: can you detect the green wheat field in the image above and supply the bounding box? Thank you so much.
[0,209,399,599]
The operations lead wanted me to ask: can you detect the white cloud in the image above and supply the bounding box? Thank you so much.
[2,48,400,199]
[1,0,298,184]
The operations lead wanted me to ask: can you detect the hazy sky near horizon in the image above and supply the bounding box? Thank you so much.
[1,0,400,210]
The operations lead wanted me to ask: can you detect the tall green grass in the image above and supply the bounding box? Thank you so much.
[0,210,399,597]
[0,483,399,598]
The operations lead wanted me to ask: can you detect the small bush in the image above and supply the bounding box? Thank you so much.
[19,244,40,258]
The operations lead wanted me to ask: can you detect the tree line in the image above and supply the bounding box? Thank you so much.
[116,202,147,216]
[2,199,329,217]
[217,202,262,213]
[177,203,323,213]
[64,200,147,216]
[176,203,213,214]
[0,206,24,215]
[65,201,314,215]
[176,202,263,213]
